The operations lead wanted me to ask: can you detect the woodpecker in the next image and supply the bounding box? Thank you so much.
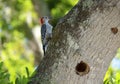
[40,16,53,55]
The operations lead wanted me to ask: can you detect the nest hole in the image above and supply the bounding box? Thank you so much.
[75,61,90,76]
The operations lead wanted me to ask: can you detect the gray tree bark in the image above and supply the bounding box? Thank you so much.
[29,0,120,84]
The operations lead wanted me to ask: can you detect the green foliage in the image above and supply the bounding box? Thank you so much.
[0,0,35,83]
[0,61,32,84]
[104,67,115,84]
[14,67,30,84]
[104,68,120,84]
[0,62,11,84]
[1,30,34,82]
[45,0,79,26]
[104,48,120,84]
[15,76,28,84]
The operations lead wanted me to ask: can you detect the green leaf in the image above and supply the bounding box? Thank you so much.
[0,62,3,69]
[25,67,29,78]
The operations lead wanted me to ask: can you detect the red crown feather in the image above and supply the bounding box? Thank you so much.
[40,17,44,24]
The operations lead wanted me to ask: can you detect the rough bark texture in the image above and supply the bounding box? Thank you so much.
[29,0,120,84]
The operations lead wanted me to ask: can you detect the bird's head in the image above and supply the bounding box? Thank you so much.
[40,16,49,24]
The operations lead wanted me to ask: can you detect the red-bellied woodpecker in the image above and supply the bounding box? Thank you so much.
[40,16,53,55]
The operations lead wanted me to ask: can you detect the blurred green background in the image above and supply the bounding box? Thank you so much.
[0,0,120,84]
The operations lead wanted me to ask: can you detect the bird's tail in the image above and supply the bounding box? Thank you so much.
[43,41,48,55]
[43,45,46,55]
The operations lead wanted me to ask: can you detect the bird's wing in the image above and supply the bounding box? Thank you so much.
[41,24,46,40]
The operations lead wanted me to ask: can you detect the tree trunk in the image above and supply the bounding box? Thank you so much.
[29,0,120,84]
[31,0,50,17]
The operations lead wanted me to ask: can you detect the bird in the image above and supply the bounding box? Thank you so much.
[40,16,53,55]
